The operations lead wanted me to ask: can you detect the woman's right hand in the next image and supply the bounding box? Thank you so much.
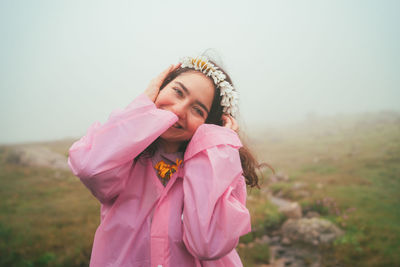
[144,63,181,102]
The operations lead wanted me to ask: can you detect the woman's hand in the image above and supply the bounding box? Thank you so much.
[222,115,239,132]
[144,63,181,102]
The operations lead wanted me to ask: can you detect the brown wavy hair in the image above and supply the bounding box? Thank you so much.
[138,61,269,188]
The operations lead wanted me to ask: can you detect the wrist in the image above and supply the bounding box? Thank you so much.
[184,124,242,161]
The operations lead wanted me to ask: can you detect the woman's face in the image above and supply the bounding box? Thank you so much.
[155,71,215,144]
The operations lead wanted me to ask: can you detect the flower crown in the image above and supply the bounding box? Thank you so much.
[180,56,238,117]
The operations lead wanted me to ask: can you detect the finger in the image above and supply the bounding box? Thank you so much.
[230,116,239,132]
[222,115,232,128]
[157,65,174,81]
[154,64,181,88]
[222,115,239,132]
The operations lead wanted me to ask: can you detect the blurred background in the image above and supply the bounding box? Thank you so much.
[0,0,399,266]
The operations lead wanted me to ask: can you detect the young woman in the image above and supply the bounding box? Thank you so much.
[68,56,261,267]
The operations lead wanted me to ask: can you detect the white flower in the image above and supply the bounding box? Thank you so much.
[221,97,230,107]
[212,73,219,85]
[216,72,226,83]
[180,56,239,117]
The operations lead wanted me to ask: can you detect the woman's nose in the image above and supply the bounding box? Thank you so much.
[170,102,187,119]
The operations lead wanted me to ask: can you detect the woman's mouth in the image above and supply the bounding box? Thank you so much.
[172,123,183,129]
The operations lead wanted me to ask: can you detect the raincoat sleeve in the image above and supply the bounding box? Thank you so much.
[182,124,251,260]
[68,93,178,203]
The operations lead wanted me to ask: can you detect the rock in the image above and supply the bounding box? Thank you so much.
[271,236,281,244]
[269,195,302,219]
[6,145,69,171]
[281,218,344,246]
[269,244,322,267]
[276,190,284,198]
[305,211,320,218]
[276,247,286,256]
[261,235,271,244]
[247,194,255,201]
[271,258,286,267]
[269,172,289,183]
[310,262,321,267]
[269,195,292,208]
[319,233,337,243]
[281,237,291,246]
[279,202,302,219]
[292,182,305,190]
[294,189,310,198]
[271,230,281,236]
[255,235,271,244]
[260,186,270,195]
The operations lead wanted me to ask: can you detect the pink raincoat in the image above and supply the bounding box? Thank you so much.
[68,94,251,267]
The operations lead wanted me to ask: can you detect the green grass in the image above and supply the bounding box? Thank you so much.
[248,112,400,266]
[1,112,400,266]
[237,243,270,266]
[0,148,98,267]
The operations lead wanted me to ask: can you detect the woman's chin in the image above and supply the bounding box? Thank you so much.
[160,125,195,143]
[160,132,184,143]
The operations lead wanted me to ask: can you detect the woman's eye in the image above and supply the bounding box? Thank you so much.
[193,106,204,117]
[174,88,183,97]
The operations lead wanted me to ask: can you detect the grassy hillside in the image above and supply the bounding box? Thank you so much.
[0,141,97,267]
[246,111,400,266]
[0,111,399,266]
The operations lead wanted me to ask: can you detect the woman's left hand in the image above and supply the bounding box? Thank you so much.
[222,115,239,132]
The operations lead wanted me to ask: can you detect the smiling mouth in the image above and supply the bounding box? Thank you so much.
[172,123,183,129]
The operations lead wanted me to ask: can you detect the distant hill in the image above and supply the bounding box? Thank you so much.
[246,110,400,161]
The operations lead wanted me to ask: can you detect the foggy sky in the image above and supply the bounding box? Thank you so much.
[1,0,399,144]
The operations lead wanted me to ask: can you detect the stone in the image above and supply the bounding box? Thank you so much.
[271,230,281,236]
[256,235,271,244]
[273,258,287,267]
[294,190,311,198]
[7,145,69,170]
[271,258,286,267]
[319,233,337,243]
[305,211,320,218]
[281,237,292,246]
[261,235,271,244]
[269,172,289,183]
[279,202,302,219]
[292,182,305,189]
[247,194,255,201]
[269,196,302,219]
[281,218,344,246]
[271,236,281,244]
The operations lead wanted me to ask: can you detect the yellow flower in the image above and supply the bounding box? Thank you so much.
[154,159,182,180]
